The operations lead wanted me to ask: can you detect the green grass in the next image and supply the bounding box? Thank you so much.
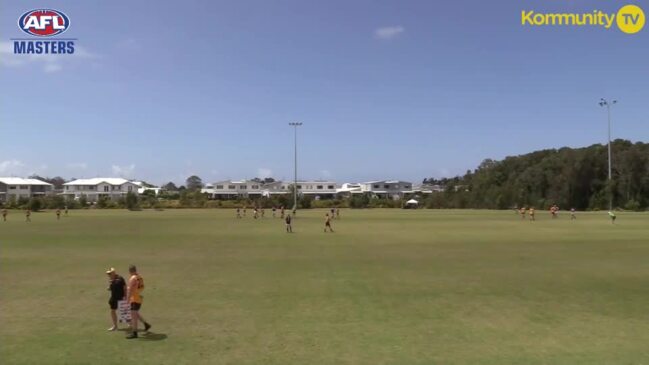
[2,208,649,365]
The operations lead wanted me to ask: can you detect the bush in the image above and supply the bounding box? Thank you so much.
[624,199,641,211]
[17,196,29,208]
[349,194,370,208]
[125,192,139,210]
[27,198,43,211]
[79,195,88,208]
[299,195,313,209]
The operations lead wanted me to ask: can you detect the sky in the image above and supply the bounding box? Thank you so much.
[1,0,647,185]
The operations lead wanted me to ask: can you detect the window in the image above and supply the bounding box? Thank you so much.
[216,185,223,189]
[373,184,380,189]
[104,186,109,192]
[328,185,334,189]
[252,185,259,189]
[384,184,390,189]
[317,185,323,190]
[228,185,235,189]
[88,186,95,190]
[65,186,69,190]
[240,185,247,189]
[20,185,28,189]
[405,185,411,189]
[9,186,16,190]
[128,186,133,192]
[297,185,302,189]
[282,186,286,190]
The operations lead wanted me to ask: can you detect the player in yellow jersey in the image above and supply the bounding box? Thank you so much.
[126,264,151,339]
[529,207,535,221]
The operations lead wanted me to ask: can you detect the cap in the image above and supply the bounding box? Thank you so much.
[105,267,116,274]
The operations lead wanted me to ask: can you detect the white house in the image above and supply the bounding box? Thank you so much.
[205,180,338,199]
[62,178,140,202]
[0,177,53,203]
[294,181,337,198]
[359,180,413,200]
[132,181,162,195]
[205,180,266,199]
[412,183,445,194]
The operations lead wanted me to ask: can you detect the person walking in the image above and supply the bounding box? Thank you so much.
[126,265,152,339]
[105,268,127,331]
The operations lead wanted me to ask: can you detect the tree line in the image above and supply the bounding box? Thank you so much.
[422,139,649,210]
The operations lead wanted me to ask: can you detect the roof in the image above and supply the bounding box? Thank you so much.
[64,178,132,186]
[0,177,52,186]
[362,180,412,185]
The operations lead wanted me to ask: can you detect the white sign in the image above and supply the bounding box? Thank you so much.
[117,300,131,323]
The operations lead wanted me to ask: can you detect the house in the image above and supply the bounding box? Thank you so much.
[62,178,140,202]
[132,181,162,195]
[294,181,337,199]
[412,183,445,194]
[205,180,339,200]
[205,180,266,199]
[0,177,54,203]
[336,183,363,197]
[359,180,413,200]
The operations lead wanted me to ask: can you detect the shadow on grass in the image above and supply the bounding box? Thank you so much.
[139,332,167,341]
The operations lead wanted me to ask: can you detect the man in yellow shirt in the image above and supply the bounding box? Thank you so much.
[126,264,151,339]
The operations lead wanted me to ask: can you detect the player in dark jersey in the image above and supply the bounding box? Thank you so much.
[285,214,292,233]
[324,213,334,233]
[106,267,127,331]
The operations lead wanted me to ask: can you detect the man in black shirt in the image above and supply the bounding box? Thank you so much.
[106,267,126,331]
[285,214,293,233]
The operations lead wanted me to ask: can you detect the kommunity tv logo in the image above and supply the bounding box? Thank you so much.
[522,4,645,34]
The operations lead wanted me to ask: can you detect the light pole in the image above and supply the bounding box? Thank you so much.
[288,122,302,214]
[598,98,617,211]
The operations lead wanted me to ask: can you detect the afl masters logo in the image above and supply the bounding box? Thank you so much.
[13,9,76,54]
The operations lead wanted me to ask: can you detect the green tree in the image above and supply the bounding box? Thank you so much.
[27,198,43,211]
[125,192,139,210]
[185,176,203,191]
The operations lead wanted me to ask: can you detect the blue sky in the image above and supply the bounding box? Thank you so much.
[1,0,647,185]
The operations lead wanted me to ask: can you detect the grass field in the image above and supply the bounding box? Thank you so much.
[1,208,649,365]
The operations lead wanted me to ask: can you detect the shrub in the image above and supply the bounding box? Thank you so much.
[125,192,139,210]
[27,198,43,211]
[624,199,641,211]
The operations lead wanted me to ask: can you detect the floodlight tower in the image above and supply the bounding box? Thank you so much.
[289,122,302,214]
[598,98,617,211]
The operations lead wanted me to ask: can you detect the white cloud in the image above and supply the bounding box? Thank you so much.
[0,159,25,174]
[320,169,332,179]
[374,26,405,40]
[112,164,136,178]
[66,162,88,170]
[44,63,62,73]
[116,38,140,51]
[257,168,273,179]
[0,42,100,73]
